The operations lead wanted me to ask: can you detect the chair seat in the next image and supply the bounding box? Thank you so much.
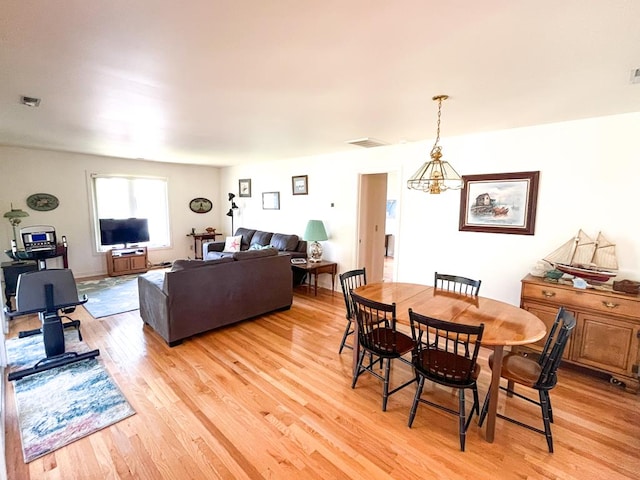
[364,328,414,356]
[488,352,541,388]
[417,349,481,385]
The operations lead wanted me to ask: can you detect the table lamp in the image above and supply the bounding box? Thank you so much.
[303,220,328,263]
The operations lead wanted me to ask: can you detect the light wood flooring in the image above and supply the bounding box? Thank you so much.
[4,286,640,479]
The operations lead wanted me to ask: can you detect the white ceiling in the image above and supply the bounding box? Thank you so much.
[2,1,639,167]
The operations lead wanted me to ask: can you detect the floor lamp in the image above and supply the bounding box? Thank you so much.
[226,193,239,234]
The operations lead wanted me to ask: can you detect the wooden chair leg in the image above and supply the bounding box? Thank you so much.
[472,385,480,415]
[458,389,467,452]
[338,318,353,353]
[382,358,391,411]
[351,350,366,388]
[545,391,554,423]
[408,376,425,427]
[540,390,554,453]
[478,387,489,426]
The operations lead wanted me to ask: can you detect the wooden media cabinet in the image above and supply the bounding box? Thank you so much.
[106,247,148,276]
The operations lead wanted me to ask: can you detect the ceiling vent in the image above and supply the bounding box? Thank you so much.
[631,68,640,85]
[346,137,388,148]
[20,96,41,107]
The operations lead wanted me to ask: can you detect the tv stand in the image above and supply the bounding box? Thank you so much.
[106,247,148,276]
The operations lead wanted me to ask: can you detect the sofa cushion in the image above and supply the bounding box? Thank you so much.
[204,251,234,261]
[140,269,166,289]
[232,247,278,261]
[234,228,257,249]
[250,230,273,247]
[171,257,233,271]
[223,235,242,252]
[270,233,300,252]
[249,243,271,250]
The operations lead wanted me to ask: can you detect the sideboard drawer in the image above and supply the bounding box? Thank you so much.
[521,282,639,319]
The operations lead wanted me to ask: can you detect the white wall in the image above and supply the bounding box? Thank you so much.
[0,147,220,278]
[220,112,639,305]
[1,112,637,301]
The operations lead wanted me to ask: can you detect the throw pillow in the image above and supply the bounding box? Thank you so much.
[223,235,242,253]
[248,243,268,250]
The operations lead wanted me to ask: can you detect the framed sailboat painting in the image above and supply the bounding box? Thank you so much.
[459,171,540,235]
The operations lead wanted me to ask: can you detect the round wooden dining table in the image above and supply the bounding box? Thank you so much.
[352,282,546,443]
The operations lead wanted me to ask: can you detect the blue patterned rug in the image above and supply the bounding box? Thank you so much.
[76,274,141,318]
[6,332,135,462]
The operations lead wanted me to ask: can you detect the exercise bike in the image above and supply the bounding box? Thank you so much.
[5,225,100,381]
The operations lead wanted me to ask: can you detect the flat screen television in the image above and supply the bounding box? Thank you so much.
[99,218,150,246]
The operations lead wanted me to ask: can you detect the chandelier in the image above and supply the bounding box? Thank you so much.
[407,94,462,194]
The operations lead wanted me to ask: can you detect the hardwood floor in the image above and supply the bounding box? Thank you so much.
[5,287,639,479]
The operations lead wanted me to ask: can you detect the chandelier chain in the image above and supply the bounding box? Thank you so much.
[431,96,443,155]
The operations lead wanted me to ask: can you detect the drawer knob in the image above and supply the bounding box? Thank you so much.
[602,301,619,309]
[542,290,556,298]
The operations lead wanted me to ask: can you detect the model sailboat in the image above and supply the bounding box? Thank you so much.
[544,230,618,283]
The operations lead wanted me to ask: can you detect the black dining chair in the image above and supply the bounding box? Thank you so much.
[338,268,367,354]
[407,309,484,451]
[434,272,482,357]
[478,307,576,453]
[434,272,481,296]
[350,292,415,411]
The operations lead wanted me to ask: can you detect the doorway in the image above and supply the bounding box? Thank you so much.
[357,172,396,283]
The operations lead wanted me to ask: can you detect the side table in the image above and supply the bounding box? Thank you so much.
[291,260,337,296]
[187,232,222,259]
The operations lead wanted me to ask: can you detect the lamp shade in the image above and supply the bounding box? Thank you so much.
[3,206,29,225]
[303,220,328,241]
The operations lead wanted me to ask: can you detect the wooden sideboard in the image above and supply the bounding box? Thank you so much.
[520,274,640,393]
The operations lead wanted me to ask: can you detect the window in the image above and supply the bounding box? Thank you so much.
[92,175,170,250]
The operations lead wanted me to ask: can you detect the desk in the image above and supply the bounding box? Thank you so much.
[291,260,337,296]
[352,282,546,443]
[187,232,222,259]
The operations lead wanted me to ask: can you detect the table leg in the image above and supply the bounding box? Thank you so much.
[314,270,319,296]
[485,345,504,443]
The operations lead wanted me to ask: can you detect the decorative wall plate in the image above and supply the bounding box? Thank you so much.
[26,193,59,211]
[189,197,212,213]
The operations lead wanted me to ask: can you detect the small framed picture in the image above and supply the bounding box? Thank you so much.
[239,178,251,197]
[262,191,280,210]
[292,175,308,195]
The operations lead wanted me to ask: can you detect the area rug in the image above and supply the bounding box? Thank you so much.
[76,274,141,318]
[5,333,135,463]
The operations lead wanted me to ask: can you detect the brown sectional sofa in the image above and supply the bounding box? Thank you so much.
[203,227,307,260]
[138,247,292,346]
